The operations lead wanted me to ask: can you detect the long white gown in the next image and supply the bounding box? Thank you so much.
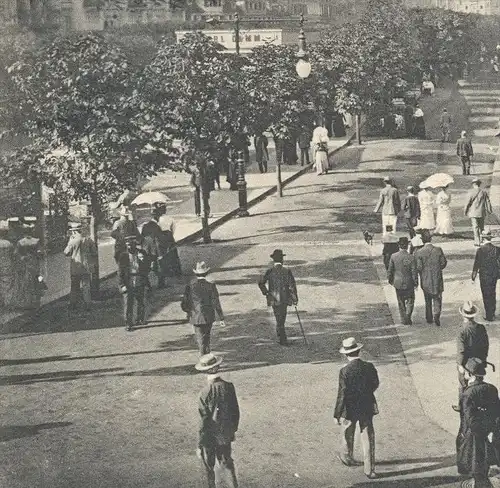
[434,190,454,235]
[312,126,330,175]
[418,189,435,230]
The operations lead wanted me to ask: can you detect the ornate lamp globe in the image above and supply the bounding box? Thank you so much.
[296,58,312,79]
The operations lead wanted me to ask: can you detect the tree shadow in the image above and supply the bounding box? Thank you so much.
[351,476,461,487]
[0,422,72,442]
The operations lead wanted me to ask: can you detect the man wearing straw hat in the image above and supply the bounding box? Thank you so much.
[373,177,401,237]
[472,229,500,321]
[334,337,379,480]
[464,179,492,247]
[196,353,240,488]
[457,130,474,176]
[453,301,489,412]
[258,249,298,346]
[456,357,499,488]
[403,186,420,238]
[64,222,97,311]
[181,262,225,356]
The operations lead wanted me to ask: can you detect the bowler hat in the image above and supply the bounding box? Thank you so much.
[270,249,285,261]
[398,237,409,247]
[459,300,478,318]
[193,261,210,275]
[464,357,487,377]
[383,176,392,183]
[339,337,363,354]
[195,353,223,372]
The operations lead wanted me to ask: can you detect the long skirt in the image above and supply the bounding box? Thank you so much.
[315,151,329,175]
[159,231,182,277]
[435,205,454,235]
[419,205,435,230]
[414,117,426,139]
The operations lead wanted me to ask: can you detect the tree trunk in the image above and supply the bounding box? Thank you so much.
[356,113,362,145]
[276,161,283,197]
[199,162,212,244]
[89,192,100,299]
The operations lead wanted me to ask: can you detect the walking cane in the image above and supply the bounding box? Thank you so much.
[294,306,308,345]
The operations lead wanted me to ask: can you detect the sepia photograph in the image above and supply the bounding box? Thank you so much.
[1,0,500,487]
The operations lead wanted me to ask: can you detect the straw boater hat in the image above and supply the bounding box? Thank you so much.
[193,261,210,275]
[464,357,487,377]
[482,229,493,240]
[339,337,363,354]
[68,222,82,231]
[472,178,481,185]
[195,353,223,372]
[383,176,392,183]
[459,300,477,318]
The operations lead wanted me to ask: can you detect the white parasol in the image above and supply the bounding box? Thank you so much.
[419,173,454,189]
[131,191,172,206]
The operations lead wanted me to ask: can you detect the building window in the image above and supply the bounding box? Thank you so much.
[254,34,260,41]
[213,35,218,41]
[204,0,221,6]
[245,34,251,41]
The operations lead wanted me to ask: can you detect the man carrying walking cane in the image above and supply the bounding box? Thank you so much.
[258,249,298,346]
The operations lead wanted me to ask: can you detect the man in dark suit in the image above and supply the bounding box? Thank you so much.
[373,177,401,236]
[472,230,500,321]
[334,337,379,480]
[258,249,298,346]
[196,354,240,488]
[464,179,492,247]
[456,130,474,175]
[181,262,225,356]
[117,235,152,331]
[403,186,421,238]
[387,237,418,325]
[453,301,489,412]
[298,126,311,166]
[415,231,447,326]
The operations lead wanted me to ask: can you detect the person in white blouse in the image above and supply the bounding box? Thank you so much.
[418,185,435,230]
[312,122,330,175]
[434,185,454,235]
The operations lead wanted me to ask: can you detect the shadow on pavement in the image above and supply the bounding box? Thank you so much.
[0,367,124,385]
[351,476,461,487]
[0,422,72,442]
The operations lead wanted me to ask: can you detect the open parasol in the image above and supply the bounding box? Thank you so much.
[419,173,454,189]
[131,191,172,206]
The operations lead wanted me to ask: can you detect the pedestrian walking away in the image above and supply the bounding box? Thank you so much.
[455,357,499,488]
[457,131,474,176]
[387,237,418,325]
[413,105,426,139]
[403,185,420,238]
[334,337,379,480]
[117,235,152,331]
[440,108,452,142]
[190,167,202,217]
[181,262,225,356]
[111,205,141,262]
[464,178,493,247]
[373,177,401,236]
[64,222,98,311]
[297,126,311,166]
[196,354,240,488]
[418,185,436,231]
[415,230,447,326]
[254,133,269,173]
[472,230,500,321]
[452,301,489,412]
[434,185,454,236]
[258,249,298,346]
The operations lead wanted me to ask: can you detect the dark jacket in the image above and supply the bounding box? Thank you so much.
[457,137,474,158]
[334,358,379,421]
[254,135,269,162]
[457,321,489,367]
[403,195,421,220]
[258,264,298,306]
[198,377,240,447]
[472,242,500,281]
[181,278,224,325]
[387,249,418,290]
[117,248,151,289]
[457,380,500,476]
[415,243,447,294]
[297,130,311,149]
[111,218,141,261]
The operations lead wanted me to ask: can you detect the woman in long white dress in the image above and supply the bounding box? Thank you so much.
[434,185,454,235]
[312,124,330,175]
[418,186,435,230]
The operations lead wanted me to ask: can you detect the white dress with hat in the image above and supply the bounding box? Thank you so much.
[418,189,435,230]
[434,189,454,235]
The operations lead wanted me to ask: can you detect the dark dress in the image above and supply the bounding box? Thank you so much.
[414,117,426,139]
[332,113,347,137]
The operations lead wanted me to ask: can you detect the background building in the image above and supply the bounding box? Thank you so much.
[405,0,500,15]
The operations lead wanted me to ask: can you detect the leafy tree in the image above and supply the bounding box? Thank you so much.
[1,33,177,292]
[137,32,248,242]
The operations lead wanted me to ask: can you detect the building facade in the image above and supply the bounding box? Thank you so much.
[406,0,500,15]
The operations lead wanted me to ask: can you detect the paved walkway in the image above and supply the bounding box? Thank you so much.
[0,135,353,327]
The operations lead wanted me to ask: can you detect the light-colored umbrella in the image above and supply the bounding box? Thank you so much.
[420,173,454,189]
[131,191,172,206]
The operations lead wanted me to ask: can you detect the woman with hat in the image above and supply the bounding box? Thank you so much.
[181,262,225,356]
[418,184,435,231]
[456,357,499,488]
[434,184,454,236]
[334,337,379,479]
